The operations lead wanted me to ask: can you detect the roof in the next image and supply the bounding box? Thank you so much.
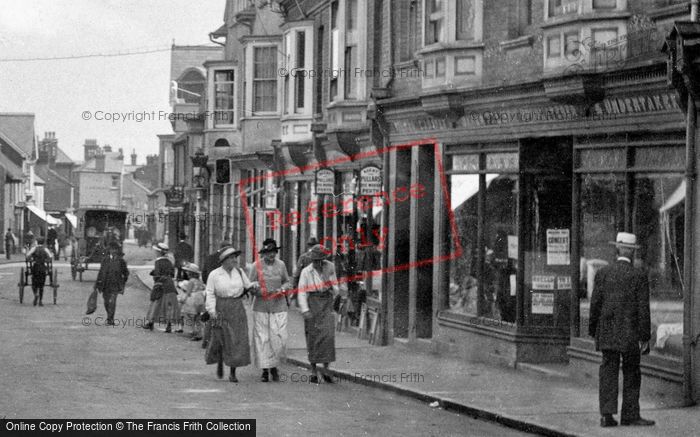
[123,174,153,195]
[170,45,224,82]
[35,164,73,187]
[0,113,35,156]
[210,23,228,38]
[77,151,124,173]
[54,146,75,165]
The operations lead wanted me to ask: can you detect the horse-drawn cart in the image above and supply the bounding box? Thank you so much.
[70,209,127,281]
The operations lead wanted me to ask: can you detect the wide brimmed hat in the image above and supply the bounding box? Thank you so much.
[609,232,641,249]
[219,247,242,262]
[307,236,319,247]
[182,262,201,274]
[152,242,169,252]
[259,238,282,254]
[308,244,330,261]
[108,241,121,251]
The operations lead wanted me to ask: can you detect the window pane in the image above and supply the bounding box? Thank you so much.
[214,70,235,126]
[456,0,475,41]
[578,148,625,170]
[549,0,577,17]
[344,46,356,99]
[486,153,518,171]
[295,31,306,110]
[254,47,278,113]
[634,147,684,170]
[449,174,479,315]
[452,154,479,172]
[346,0,357,31]
[484,174,518,322]
[579,174,625,331]
[547,35,561,58]
[634,174,684,356]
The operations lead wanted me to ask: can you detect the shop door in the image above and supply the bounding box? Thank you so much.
[520,138,573,331]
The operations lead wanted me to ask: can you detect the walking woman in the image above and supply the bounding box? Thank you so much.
[144,242,179,332]
[204,247,258,382]
[297,244,345,383]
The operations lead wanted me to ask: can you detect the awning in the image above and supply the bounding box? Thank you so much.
[451,174,499,210]
[659,181,685,213]
[27,204,62,225]
[65,212,78,228]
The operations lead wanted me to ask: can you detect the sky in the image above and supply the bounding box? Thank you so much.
[0,0,225,164]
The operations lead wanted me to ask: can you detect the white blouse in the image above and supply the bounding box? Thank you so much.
[205,266,252,316]
[297,261,341,313]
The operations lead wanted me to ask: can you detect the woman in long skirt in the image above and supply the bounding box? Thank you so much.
[204,247,258,382]
[144,242,179,331]
[297,244,344,383]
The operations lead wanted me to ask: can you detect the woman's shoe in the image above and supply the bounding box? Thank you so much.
[229,368,238,383]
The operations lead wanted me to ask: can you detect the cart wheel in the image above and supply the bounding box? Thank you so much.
[18,267,25,303]
[52,268,59,304]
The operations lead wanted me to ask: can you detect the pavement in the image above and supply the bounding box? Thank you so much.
[0,262,526,437]
[135,268,700,437]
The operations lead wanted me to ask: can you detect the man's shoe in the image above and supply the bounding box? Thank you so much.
[106,320,115,326]
[261,370,269,383]
[270,367,279,382]
[621,418,655,426]
[600,415,618,427]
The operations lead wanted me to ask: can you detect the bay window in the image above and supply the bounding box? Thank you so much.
[252,46,278,114]
[208,66,237,128]
[281,24,314,117]
[329,0,366,102]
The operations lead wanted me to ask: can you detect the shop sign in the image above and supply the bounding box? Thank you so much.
[360,165,382,196]
[315,169,335,195]
[165,185,185,207]
[591,92,680,117]
[557,276,571,290]
[507,235,518,259]
[546,229,570,265]
[532,275,556,290]
[531,292,554,315]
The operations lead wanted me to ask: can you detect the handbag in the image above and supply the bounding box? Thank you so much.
[150,282,164,302]
[86,288,98,315]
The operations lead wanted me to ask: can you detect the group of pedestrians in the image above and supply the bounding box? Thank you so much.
[138,234,345,384]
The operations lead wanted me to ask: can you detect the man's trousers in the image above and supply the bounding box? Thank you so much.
[599,349,641,420]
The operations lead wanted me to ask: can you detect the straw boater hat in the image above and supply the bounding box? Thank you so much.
[152,242,169,252]
[182,262,201,275]
[308,244,330,261]
[259,238,282,254]
[609,232,641,249]
[219,246,242,262]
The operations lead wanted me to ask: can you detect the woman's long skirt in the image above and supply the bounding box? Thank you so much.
[304,291,336,364]
[253,311,288,369]
[205,296,251,368]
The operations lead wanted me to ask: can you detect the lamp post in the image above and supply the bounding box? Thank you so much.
[191,149,209,265]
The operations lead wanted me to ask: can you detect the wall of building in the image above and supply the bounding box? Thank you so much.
[78,172,120,209]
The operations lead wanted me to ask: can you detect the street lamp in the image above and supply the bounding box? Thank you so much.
[191,148,209,264]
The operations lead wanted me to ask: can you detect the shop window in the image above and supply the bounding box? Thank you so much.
[448,152,518,322]
[213,69,236,127]
[252,46,278,113]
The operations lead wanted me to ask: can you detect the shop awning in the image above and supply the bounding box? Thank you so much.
[27,204,61,225]
[451,174,499,210]
[659,181,685,213]
[65,212,78,228]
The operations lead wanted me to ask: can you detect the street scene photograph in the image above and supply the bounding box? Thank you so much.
[3,0,700,436]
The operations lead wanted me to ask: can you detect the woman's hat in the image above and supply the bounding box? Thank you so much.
[307,236,319,247]
[152,242,169,252]
[308,244,330,261]
[219,246,242,262]
[182,262,201,274]
[609,232,641,249]
[259,238,281,254]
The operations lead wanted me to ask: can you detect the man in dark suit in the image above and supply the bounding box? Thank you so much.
[95,241,129,326]
[589,232,654,428]
[174,233,194,280]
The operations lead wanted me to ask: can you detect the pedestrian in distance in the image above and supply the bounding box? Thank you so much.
[144,242,179,332]
[297,244,345,383]
[94,241,129,326]
[26,237,52,306]
[5,228,15,260]
[204,247,258,383]
[248,239,291,382]
[589,232,655,428]
[174,233,193,281]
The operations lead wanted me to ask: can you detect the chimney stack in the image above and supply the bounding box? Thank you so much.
[84,139,99,161]
[103,144,112,153]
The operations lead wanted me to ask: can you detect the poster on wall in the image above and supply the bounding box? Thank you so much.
[531,292,554,314]
[532,275,556,290]
[359,165,382,196]
[546,229,570,265]
[507,235,518,259]
[315,169,335,195]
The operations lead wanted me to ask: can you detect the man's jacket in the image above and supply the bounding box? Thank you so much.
[589,259,651,352]
[96,255,129,294]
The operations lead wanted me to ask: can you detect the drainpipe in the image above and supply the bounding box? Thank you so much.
[683,0,699,406]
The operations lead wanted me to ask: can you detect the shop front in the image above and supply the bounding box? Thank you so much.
[377,64,687,395]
